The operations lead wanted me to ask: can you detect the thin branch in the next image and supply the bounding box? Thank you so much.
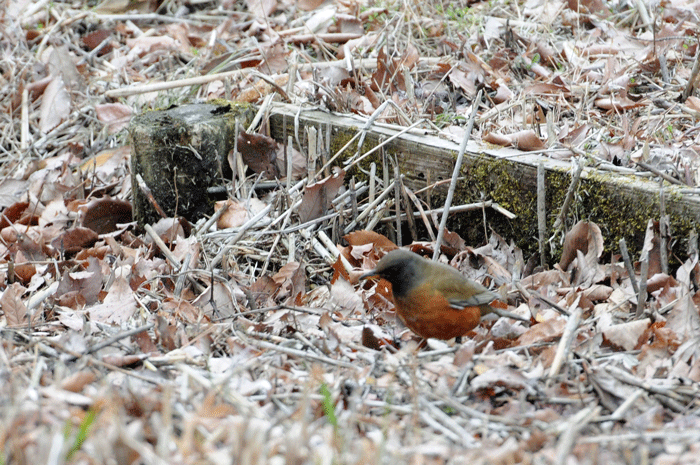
[432,89,482,261]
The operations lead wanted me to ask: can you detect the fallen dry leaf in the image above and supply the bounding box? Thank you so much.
[236,130,280,179]
[601,318,650,351]
[559,221,604,270]
[298,169,345,222]
[95,103,132,134]
[483,129,546,151]
[39,76,71,134]
[88,276,138,324]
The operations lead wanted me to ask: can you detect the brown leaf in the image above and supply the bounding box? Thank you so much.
[275,143,307,180]
[47,45,82,89]
[442,229,466,252]
[329,279,364,316]
[523,82,571,96]
[95,103,132,134]
[102,354,145,368]
[20,76,53,109]
[0,202,31,229]
[272,262,306,304]
[0,181,29,211]
[595,95,647,111]
[342,87,375,115]
[40,199,70,229]
[51,227,99,255]
[559,221,603,270]
[361,326,383,350]
[88,276,137,324]
[82,29,113,53]
[448,53,487,98]
[193,282,239,319]
[492,84,514,104]
[470,366,531,392]
[250,275,277,308]
[360,273,395,317]
[78,146,131,183]
[56,291,87,309]
[214,198,267,229]
[60,371,97,392]
[125,36,178,57]
[1,282,29,326]
[13,262,37,284]
[640,219,662,276]
[298,169,345,222]
[646,273,675,295]
[516,316,566,346]
[236,131,280,179]
[162,298,204,324]
[258,42,289,74]
[155,315,179,351]
[508,130,546,151]
[448,66,479,97]
[150,217,190,246]
[11,250,36,284]
[482,132,513,147]
[132,330,159,354]
[245,0,277,18]
[558,123,590,145]
[331,254,351,284]
[483,130,545,151]
[582,284,613,302]
[686,96,700,112]
[568,249,606,288]
[337,16,364,35]
[198,392,237,418]
[454,343,476,367]
[14,230,48,261]
[297,0,325,10]
[666,292,700,343]
[371,47,393,92]
[371,45,419,94]
[94,0,156,14]
[361,325,396,350]
[39,76,71,134]
[602,318,650,351]
[666,331,700,382]
[80,197,133,235]
[566,0,608,15]
[343,230,397,251]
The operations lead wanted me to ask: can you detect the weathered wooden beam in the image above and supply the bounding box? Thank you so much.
[267,101,700,261]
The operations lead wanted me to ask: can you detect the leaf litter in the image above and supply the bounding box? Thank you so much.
[2,0,700,463]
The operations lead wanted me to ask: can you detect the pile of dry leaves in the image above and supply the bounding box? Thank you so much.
[2,0,700,463]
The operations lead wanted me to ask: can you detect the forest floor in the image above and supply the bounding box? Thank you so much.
[2,0,700,463]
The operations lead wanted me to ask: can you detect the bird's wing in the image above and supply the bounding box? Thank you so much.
[447,292,497,309]
[451,291,530,322]
[435,279,497,309]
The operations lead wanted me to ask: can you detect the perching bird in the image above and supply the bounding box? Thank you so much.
[361,249,525,340]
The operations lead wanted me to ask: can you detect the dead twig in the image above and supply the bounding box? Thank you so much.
[432,90,482,261]
[240,332,358,369]
[537,161,546,267]
[619,238,640,295]
[552,159,583,232]
[549,305,581,379]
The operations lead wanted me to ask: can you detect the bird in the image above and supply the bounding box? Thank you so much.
[360,249,524,340]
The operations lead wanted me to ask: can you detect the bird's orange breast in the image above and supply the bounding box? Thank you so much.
[394,281,482,340]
